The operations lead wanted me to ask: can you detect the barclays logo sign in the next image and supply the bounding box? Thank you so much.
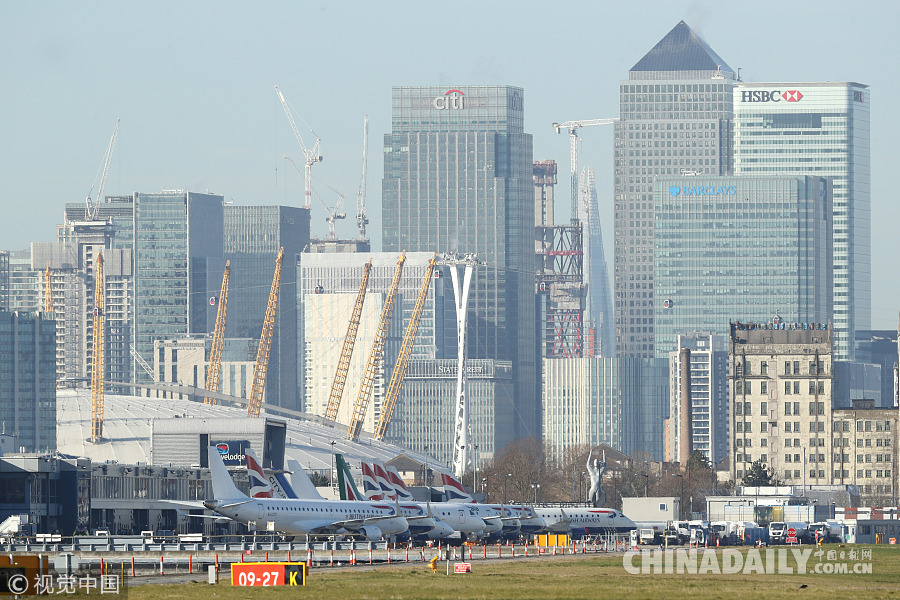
[669,185,737,197]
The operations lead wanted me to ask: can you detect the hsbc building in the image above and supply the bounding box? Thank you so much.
[733,82,871,361]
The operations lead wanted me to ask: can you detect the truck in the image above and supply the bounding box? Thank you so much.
[809,521,841,543]
[768,521,808,544]
[639,528,658,545]
[664,520,690,545]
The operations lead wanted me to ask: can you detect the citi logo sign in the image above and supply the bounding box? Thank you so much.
[740,90,803,102]
[433,89,465,110]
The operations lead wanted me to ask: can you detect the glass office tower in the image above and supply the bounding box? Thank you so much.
[382,85,538,441]
[654,175,833,356]
[734,82,870,360]
[132,191,223,383]
[614,21,735,358]
[224,205,309,410]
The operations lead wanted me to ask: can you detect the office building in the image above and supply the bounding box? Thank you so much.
[0,251,9,310]
[224,205,310,410]
[132,191,224,384]
[382,85,538,441]
[542,356,668,460]
[734,82,870,360]
[153,336,257,399]
[654,175,833,357]
[0,311,56,453]
[614,21,735,358]
[7,249,40,312]
[853,330,898,408]
[666,333,729,465]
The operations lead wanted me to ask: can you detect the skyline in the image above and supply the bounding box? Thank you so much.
[1,1,897,329]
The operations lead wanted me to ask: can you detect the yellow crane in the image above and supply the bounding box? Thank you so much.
[90,252,105,442]
[346,253,406,441]
[205,261,231,405]
[324,259,373,422]
[247,248,284,418]
[374,256,436,441]
[43,264,52,314]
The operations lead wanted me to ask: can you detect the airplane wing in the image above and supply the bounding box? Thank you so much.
[174,508,232,521]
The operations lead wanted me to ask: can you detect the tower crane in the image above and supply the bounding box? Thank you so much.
[85,118,120,221]
[90,252,105,442]
[205,261,231,405]
[275,86,322,210]
[552,118,617,224]
[247,248,284,418]
[284,155,345,238]
[323,259,373,422]
[374,256,437,441]
[347,253,406,441]
[356,115,370,240]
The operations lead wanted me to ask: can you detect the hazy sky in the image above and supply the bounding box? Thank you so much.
[2,1,897,329]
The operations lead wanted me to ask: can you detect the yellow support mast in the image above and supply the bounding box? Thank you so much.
[43,264,52,314]
[374,256,436,441]
[90,252,105,442]
[247,248,284,418]
[324,259,373,422]
[205,261,231,405]
[347,253,406,441]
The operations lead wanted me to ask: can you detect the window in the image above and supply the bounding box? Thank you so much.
[818,381,825,394]
[737,438,743,447]
[744,402,752,416]
[785,382,792,395]
[736,403,743,415]
[761,422,768,433]
[761,438,767,447]
[809,381,816,395]
[793,361,800,374]
[794,402,800,415]
[736,422,744,432]
[761,381,768,394]
[746,422,753,433]
[784,361,791,375]
[785,402,792,415]
[794,470,800,479]
[794,381,800,394]
[761,362,768,375]
[785,470,792,480]
[760,401,768,414]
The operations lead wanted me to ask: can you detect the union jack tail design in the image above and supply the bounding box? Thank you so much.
[385,465,415,501]
[371,461,398,501]
[245,448,273,498]
[441,472,474,503]
[360,461,384,500]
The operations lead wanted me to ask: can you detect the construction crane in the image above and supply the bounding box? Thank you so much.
[323,259,373,422]
[130,344,155,381]
[247,248,284,418]
[552,118,617,224]
[90,252,105,442]
[346,253,406,441]
[43,264,52,314]
[85,118,120,221]
[356,115,370,240]
[205,261,231,405]
[374,256,436,441]
[284,155,345,238]
[275,86,322,210]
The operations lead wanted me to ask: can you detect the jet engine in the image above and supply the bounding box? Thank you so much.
[359,525,383,541]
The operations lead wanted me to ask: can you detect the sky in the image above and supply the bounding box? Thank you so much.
[1,0,897,329]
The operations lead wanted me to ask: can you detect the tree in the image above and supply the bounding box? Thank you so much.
[742,460,776,487]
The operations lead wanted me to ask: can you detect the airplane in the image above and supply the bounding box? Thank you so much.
[533,506,636,539]
[340,455,485,542]
[441,473,532,537]
[203,446,408,541]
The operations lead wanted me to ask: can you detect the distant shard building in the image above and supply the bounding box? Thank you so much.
[580,167,614,358]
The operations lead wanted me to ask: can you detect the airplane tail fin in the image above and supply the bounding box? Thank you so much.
[285,459,323,500]
[385,465,415,501]
[335,453,364,501]
[360,461,384,500]
[371,461,398,500]
[245,448,274,498]
[441,472,474,503]
[207,446,246,500]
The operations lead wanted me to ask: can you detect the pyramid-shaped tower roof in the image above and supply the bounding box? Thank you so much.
[631,20,733,73]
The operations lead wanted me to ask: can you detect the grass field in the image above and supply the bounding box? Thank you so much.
[121,545,900,600]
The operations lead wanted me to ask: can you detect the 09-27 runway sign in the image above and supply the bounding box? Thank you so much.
[231,562,307,587]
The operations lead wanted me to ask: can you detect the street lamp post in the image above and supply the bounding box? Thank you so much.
[674,473,684,520]
[531,483,540,504]
[482,477,488,503]
[330,441,336,489]
[639,473,649,497]
[504,473,512,504]
[473,444,479,495]
[581,471,586,503]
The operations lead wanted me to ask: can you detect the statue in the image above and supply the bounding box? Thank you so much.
[586,449,607,507]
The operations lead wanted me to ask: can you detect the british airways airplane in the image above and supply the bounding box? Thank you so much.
[533,506,636,539]
[203,447,407,541]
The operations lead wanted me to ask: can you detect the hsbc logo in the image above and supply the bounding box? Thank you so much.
[433,89,466,110]
[740,90,804,103]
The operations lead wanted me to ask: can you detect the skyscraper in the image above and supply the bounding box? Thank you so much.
[382,85,538,441]
[614,21,735,358]
[733,82,870,360]
[132,191,223,383]
[224,205,309,410]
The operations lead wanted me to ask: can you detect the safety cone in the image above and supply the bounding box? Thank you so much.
[306,547,312,569]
